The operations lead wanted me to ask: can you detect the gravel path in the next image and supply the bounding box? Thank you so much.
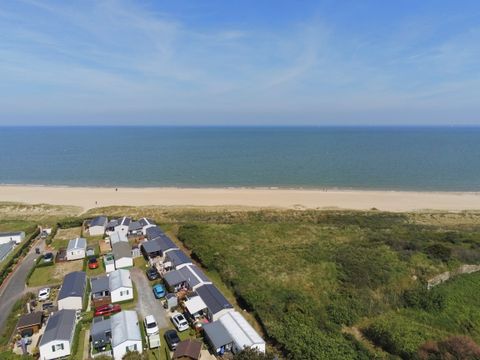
[131,267,170,330]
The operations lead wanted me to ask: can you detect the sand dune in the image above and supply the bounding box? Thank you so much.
[0,185,479,212]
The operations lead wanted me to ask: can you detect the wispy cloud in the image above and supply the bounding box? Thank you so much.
[0,0,479,125]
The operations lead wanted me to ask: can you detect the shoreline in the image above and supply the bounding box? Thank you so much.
[1,185,480,212]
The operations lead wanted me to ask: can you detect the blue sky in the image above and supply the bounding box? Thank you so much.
[0,0,479,125]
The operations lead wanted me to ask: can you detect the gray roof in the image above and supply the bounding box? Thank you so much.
[67,237,87,251]
[58,271,86,300]
[166,250,192,268]
[195,284,233,316]
[0,231,24,237]
[0,241,14,261]
[118,217,131,226]
[90,216,108,227]
[17,311,43,329]
[142,235,178,254]
[39,309,76,346]
[107,219,118,228]
[145,226,165,240]
[91,276,109,294]
[163,270,186,288]
[110,311,141,347]
[91,317,111,346]
[139,218,155,227]
[203,321,233,349]
[109,269,132,291]
[128,221,142,231]
[164,265,211,289]
[112,242,131,260]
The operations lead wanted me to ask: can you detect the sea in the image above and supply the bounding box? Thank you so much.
[0,126,479,191]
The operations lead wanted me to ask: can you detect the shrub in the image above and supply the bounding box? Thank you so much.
[418,336,480,360]
[425,244,452,262]
[403,287,446,312]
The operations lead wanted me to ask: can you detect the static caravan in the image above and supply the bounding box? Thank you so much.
[109,269,133,303]
[195,284,233,322]
[58,271,86,311]
[91,276,111,308]
[38,310,76,360]
[219,311,266,354]
[66,238,87,261]
[112,242,133,269]
[0,231,25,245]
[88,216,108,236]
[111,311,142,360]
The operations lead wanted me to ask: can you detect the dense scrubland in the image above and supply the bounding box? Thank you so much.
[5,203,480,359]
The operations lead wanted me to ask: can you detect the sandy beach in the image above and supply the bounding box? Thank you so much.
[0,185,479,212]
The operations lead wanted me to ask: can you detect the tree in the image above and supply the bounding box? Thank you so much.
[418,336,480,360]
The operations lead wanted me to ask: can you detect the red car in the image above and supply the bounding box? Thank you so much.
[94,304,121,317]
[88,257,99,269]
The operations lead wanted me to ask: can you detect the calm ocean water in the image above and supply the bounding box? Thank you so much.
[0,126,479,191]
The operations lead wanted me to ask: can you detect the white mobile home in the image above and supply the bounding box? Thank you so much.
[0,231,25,245]
[219,311,266,354]
[58,271,87,311]
[109,231,128,246]
[66,237,87,261]
[112,242,133,269]
[111,311,143,360]
[109,269,133,303]
[88,216,108,236]
[38,309,76,360]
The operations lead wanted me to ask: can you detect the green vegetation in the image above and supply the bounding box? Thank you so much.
[4,204,480,359]
[0,293,35,349]
[173,210,480,359]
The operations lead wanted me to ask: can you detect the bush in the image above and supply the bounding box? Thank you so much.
[403,287,446,312]
[425,244,452,262]
[418,336,480,360]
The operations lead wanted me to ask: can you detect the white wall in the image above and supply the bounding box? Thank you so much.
[114,225,129,236]
[114,257,133,269]
[39,340,71,360]
[58,297,83,311]
[211,308,234,322]
[112,340,142,360]
[66,249,85,261]
[0,234,24,245]
[89,226,105,236]
[111,287,133,303]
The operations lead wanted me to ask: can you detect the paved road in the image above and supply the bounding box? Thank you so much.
[131,267,170,330]
[0,236,46,329]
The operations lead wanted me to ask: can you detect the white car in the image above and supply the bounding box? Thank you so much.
[38,288,51,301]
[171,313,189,332]
[144,315,159,336]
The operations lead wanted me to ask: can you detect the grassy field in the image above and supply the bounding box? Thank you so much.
[49,227,82,249]
[171,210,480,359]
[28,260,83,286]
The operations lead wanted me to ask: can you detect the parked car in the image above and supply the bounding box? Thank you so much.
[152,284,166,299]
[171,313,189,332]
[88,257,99,269]
[35,247,41,254]
[164,329,180,350]
[42,302,55,311]
[94,304,121,317]
[144,315,159,336]
[38,288,51,301]
[146,267,159,281]
[43,252,54,263]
